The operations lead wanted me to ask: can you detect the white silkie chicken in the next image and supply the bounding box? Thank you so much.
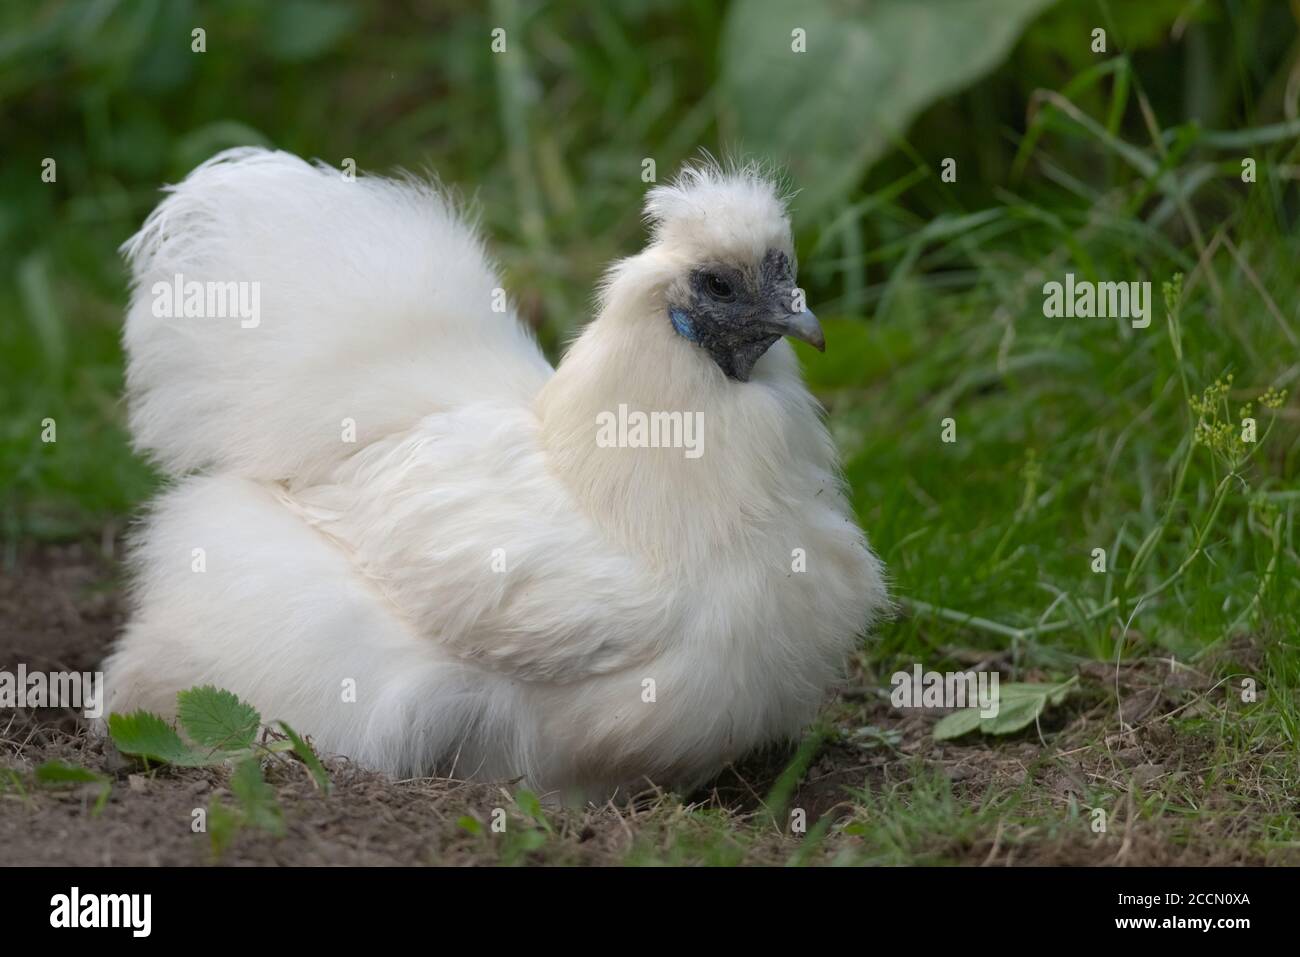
[104,148,888,803]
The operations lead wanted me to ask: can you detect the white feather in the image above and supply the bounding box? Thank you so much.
[120,147,551,483]
[104,150,888,803]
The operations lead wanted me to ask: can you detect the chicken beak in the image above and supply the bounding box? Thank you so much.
[773,309,825,352]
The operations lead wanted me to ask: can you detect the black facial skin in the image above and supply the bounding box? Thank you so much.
[668,249,821,382]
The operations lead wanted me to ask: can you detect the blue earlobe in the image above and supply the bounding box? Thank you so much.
[669,307,697,341]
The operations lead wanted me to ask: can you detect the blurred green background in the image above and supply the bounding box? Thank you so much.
[2,0,1297,665]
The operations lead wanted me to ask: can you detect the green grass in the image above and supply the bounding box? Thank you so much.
[2,0,1297,863]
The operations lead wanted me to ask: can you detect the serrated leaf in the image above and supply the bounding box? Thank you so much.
[108,710,212,766]
[230,759,284,836]
[276,721,330,794]
[178,685,260,751]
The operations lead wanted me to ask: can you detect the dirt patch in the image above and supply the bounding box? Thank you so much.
[2,542,1293,865]
[0,541,124,706]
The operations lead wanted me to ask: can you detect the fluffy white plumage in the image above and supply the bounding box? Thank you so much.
[104,148,888,802]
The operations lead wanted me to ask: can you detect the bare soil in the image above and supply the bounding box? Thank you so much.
[2,541,1292,866]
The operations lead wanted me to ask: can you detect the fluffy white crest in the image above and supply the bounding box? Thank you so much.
[643,158,794,263]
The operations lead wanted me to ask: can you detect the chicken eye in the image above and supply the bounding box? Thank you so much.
[703,273,736,302]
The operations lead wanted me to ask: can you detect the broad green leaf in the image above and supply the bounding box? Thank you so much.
[932,679,1077,739]
[458,815,483,836]
[721,0,1057,213]
[108,710,211,766]
[981,689,1048,735]
[932,707,983,741]
[178,685,260,751]
[277,721,331,794]
[230,759,285,836]
[1005,681,1073,701]
[264,0,359,62]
